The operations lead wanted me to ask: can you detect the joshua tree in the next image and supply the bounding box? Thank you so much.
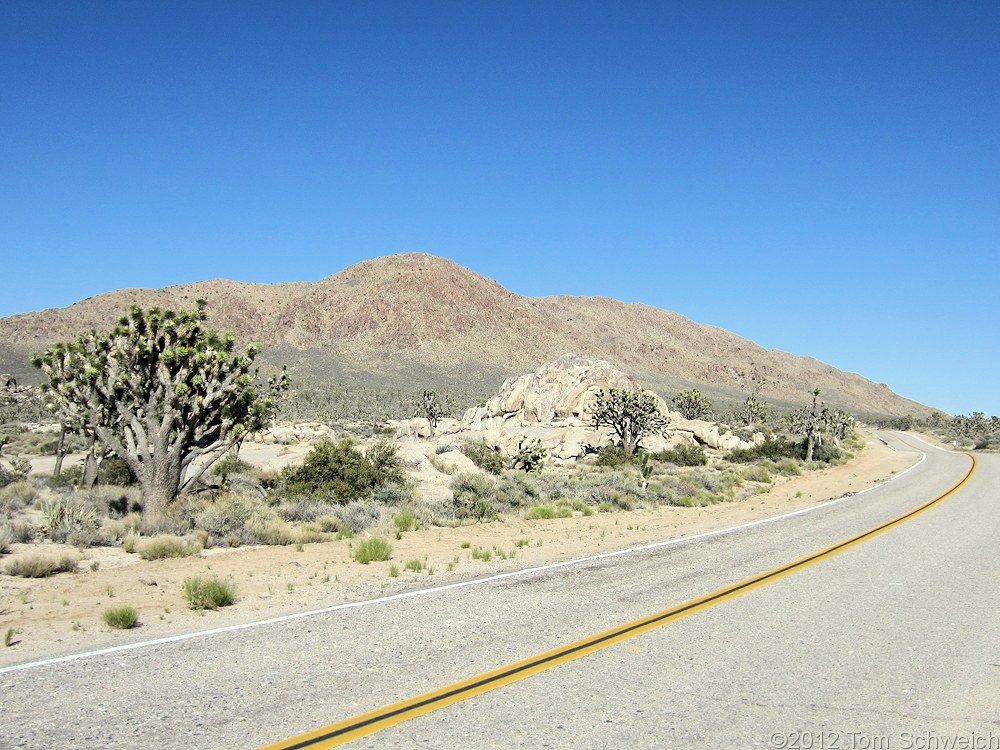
[590,388,670,454]
[414,389,453,437]
[32,301,288,530]
[735,394,769,426]
[672,388,713,420]
[789,388,830,462]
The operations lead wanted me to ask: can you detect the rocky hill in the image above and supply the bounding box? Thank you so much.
[0,253,934,418]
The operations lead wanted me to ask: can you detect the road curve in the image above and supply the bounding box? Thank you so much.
[2,434,994,749]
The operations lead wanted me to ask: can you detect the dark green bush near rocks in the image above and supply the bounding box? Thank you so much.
[594,445,637,467]
[280,438,405,503]
[726,437,804,463]
[651,443,708,466]
[459,441,505,475]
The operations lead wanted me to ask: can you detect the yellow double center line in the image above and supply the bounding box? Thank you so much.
[263,454,977,750]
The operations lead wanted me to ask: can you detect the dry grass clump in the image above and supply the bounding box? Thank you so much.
[102,606,139,629]
[136,535,200,560]
[5,553,79,578]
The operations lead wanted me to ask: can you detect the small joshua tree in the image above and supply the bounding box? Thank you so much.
[789,388,830,462]
[735,394,769,426]
[672,388,713,420]
[590,388,670,455]
[32,301,288,530]
[414,389,453,437]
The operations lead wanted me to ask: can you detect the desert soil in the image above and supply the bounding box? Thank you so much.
[0,431,919,668]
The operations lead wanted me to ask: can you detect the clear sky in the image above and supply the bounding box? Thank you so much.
[2,1,998,416]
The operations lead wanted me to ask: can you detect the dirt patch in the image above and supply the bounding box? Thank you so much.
[0,431,917,668]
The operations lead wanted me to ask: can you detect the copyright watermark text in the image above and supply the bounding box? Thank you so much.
[767,730,999,750]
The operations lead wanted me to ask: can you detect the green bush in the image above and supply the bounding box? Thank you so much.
[5,553,78,578]
[98,456,137,486]
[451,473,500,521]
[459,441,506,475]
[393,511,419,532]
[182,576,237,610]
[727,438,804,463]
[354,537,393,564]
[525,504,572,520]
[594,445,637,467]
[102,606,139,629]
[651,443,708,466]
[810,442,843,463]
[742,465,773,483]
[137,536,200,560]
[281,438,405,503]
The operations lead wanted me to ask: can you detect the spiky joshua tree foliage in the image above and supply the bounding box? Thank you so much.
[590,388,670,455]
[672,388,713,420]
[32,301,288,530]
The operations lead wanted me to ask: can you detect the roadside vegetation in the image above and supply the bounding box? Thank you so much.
[2,303,990,598]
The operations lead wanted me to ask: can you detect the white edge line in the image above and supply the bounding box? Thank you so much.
[1,443,929,675]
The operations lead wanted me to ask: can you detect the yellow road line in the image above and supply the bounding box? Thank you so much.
[261,454,977,750]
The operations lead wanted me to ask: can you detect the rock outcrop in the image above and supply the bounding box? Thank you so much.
[462,354,670,431]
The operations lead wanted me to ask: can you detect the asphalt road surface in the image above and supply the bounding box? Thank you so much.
[2,433,996,749]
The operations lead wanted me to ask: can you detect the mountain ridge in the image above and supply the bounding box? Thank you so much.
[0,253,933,418]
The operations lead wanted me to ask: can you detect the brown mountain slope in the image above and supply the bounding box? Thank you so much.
[0,253,933,417]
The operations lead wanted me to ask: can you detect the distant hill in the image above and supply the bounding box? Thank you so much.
[0,252,935,419]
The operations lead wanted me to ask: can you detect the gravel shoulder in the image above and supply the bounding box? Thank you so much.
[0,430,920,669]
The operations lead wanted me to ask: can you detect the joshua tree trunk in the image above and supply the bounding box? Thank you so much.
[52,425,66,478]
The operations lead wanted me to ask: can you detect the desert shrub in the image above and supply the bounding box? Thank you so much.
[0,481,38,515]
[335,500,386,534]
[651,443,708,467]
[594,445,636,467]
[6,553,78,577]
[280,438,405,503]
[182,576,236,609]
[211,453,257,482]
[196,494,269,538]
[7,520,36,543]
[102,606,139,629]
[451,472,500,521]
[393,511,419,532]
[525,504,572,520]
[47,465,83,489]
[727,438,804,463]
[0,525,11,554]
[772,458,801,476]
[590,485,632,510]
[274,497,330,523]
[137,536,200,560]
[311,514,341,533]
[372,481,413,507]
[98,456,137,486]
[39,496,100,543]
[354,537,393,564]
[0,456,31,489]
[809,442,843,463]
[246,516,296,545]
[742,465,773,484]
[459,441,505,475]
[496,471,540,509]
[295,528,333,544]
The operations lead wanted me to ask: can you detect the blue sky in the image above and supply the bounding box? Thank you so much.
[2,1,998,416]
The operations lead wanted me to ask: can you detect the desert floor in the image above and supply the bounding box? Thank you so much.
[0,430,923,668]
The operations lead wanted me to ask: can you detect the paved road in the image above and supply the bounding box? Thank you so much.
[2,434,995,749]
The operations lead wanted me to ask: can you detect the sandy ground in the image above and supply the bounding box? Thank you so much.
[0,431,919,668]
